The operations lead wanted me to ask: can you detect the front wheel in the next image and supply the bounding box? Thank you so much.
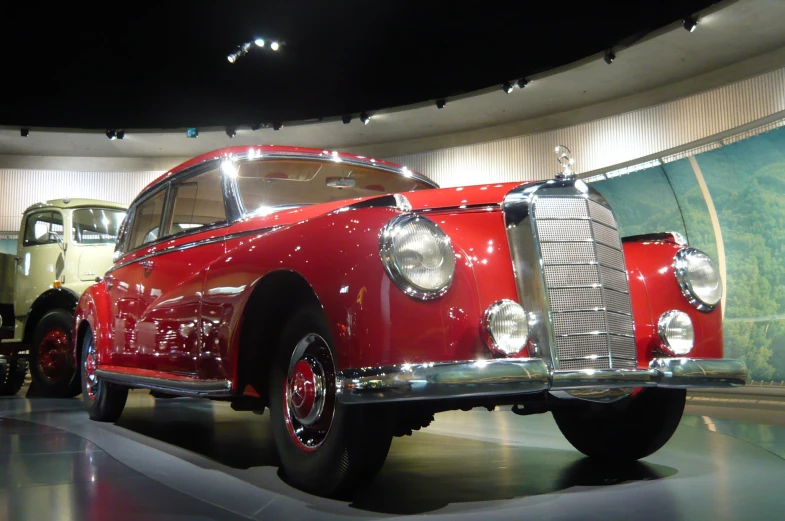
[551,388,686,461]
[81,327,127,422]
[269,307,392,498]
[30,310,80,397]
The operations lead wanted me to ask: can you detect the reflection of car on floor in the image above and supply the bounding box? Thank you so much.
[74,145,747,497]
[0,199,127,396]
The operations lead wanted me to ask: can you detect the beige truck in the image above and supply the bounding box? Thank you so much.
[0,198,127,396]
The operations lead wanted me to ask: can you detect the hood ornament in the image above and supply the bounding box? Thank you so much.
[554,145,576,180]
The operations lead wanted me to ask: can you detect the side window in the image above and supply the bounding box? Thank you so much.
[128,189,167,250]
[23,211,64,247]
[167,167,227,235]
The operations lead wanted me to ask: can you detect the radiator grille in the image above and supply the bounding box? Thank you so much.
[532,196,636,371]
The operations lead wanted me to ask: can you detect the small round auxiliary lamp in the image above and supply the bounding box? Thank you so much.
[554,145,576,180]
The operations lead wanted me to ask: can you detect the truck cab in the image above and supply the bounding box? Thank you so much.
[0,198,127,396]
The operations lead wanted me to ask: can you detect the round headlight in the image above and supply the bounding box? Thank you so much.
[379,214,455,299]
[483,300,529,355]
[658,310,694,355]
[674,248,722,311]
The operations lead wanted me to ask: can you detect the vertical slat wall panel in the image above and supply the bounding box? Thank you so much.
[387,68,785,187]
[0,170,162,231]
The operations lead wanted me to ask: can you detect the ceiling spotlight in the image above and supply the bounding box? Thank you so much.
[683,16,698,32]
[20,128,29,137]
[271,41,280,51]
[116,130,125,140]
[360,112,371,125]
[227,54,236,63]
[226,127,236,138]
[273,121,282,131]
[105,129,116,140]
[502,82,514,94]
[604,50,615,64]
[342,114,352,124]
[517,78,530,89]
[187,128,199,138]
[436,98,446,109]
[254,38,265,47]
[251,123,261,131]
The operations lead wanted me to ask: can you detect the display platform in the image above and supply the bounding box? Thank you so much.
[1,388,784,521]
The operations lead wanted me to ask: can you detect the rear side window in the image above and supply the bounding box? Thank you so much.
[23,211,64,247]
[128,190,167,249]
[167,167,226,235]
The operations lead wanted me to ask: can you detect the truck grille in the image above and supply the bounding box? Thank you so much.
[532,196,636,371]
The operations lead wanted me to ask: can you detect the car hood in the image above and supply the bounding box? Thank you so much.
[232,181,531,232]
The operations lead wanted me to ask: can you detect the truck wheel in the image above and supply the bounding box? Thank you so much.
[551,388,686,461]
[81,327,127,422]
[269,307,392,498]
[0,356,27,396]
[30,310,80,398]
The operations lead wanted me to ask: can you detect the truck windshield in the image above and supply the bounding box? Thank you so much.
[233,159,433,216]
[72,208,126,245]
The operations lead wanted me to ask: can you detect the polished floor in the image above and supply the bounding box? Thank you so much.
[1,387,784,521]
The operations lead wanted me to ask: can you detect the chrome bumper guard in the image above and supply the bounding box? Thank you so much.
[335,357,748,404]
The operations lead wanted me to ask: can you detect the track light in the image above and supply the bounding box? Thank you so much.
[116,130,125,140]
[683,16,698,32]
[106,129,116,140]
[342,115,352,124]
[251,123,261,131]
[604,50,615,64]
[360,112,371,125]
[227,54,236,63]
[273,121,282,131]
[271,42,280,51]
[20,128,29,137]
[254,38,265,47]
[436,98,446,109]
[517,78,530,89]
[502,82,514,94]
[226,127,236,138]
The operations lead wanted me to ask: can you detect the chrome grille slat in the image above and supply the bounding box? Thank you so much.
[531,195,636,371]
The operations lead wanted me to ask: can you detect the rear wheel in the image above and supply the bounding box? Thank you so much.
[0,356,27,396]
[551,388,686,461]
[30,310,80,397]
[269,307,392,498]
[81,327,127,422]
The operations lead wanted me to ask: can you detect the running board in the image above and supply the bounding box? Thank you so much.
[94,369,234,397]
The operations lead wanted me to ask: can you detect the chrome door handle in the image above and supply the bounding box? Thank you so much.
[140,260,155,270]
[105,275,114,290]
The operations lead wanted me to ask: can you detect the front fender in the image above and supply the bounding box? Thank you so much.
[74,282,114,365]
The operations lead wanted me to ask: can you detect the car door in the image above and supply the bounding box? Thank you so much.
[132,164,229,375]
[14,210,66,316]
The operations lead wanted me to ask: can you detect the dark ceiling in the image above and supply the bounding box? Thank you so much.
[0,0,722,130]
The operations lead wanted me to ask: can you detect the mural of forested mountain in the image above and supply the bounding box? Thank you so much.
[592,125,785,380]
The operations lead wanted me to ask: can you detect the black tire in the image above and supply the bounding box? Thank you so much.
[551,388,686,461]
[81,327,128,422]
[269,307,392,498]
[29,309,80,398]
[0,356,27,396]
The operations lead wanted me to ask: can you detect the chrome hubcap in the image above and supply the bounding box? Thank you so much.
[283,333,336,451]
[84,336,98,401]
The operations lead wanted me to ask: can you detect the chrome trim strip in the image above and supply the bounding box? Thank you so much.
[622,231,688,246]
[94,369,234,397]
[418,203,500,214]
[335,357,747,404]
[108,227,279,273]
[336,359,551,403]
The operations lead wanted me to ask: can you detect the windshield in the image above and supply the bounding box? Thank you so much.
[233,159,433,216]
[72,208,126,245]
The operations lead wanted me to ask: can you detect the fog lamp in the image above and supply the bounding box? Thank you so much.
[483,300,528,355]
[658,310,694,355]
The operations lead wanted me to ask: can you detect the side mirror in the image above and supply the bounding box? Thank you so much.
[49,232,67,253]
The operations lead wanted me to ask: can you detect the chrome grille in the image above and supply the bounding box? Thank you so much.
[532,195,636,371]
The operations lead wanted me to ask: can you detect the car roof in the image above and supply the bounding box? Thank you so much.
[24,198,128,213]
[138,145,437,199]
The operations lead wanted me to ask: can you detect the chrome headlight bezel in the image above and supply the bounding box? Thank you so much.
[657,310,695,355]
[673,248,722,312]
[482,299,529,356]
[379,213,455,300]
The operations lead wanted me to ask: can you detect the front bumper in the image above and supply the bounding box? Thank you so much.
[335,357,748,404]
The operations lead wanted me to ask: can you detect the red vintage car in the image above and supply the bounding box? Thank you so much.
[74,145,746,496]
